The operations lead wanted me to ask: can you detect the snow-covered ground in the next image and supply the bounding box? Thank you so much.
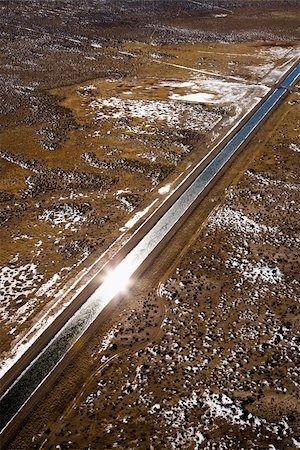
[120,199,158,232]
[39,203,88,231]
[0,260,44,324]
[289,143,300,153]
[166,77,268,111]
[208,206,278,235]
[90,96,222,132]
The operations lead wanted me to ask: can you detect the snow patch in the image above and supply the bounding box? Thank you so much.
[289,143,300,153]
[209,206,278,235]
[163,76,268,108]
[91,43,102,49]
[39,204,87,231]
[0,262,43,306]
[158,184,171,195]
[90,97,222,133]
[120,199,158,231]
[228,257,283,285]
[97,327,119,353]
[170,92,216,103]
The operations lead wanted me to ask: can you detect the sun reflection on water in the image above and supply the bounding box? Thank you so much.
[98,257,136,303]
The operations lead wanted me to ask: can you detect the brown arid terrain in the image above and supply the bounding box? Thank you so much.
[1,0,299,375]
[8,69,300,450]
[0,0,300,449]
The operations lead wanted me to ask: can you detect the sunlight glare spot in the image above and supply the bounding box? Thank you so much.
[100,258,135,302]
